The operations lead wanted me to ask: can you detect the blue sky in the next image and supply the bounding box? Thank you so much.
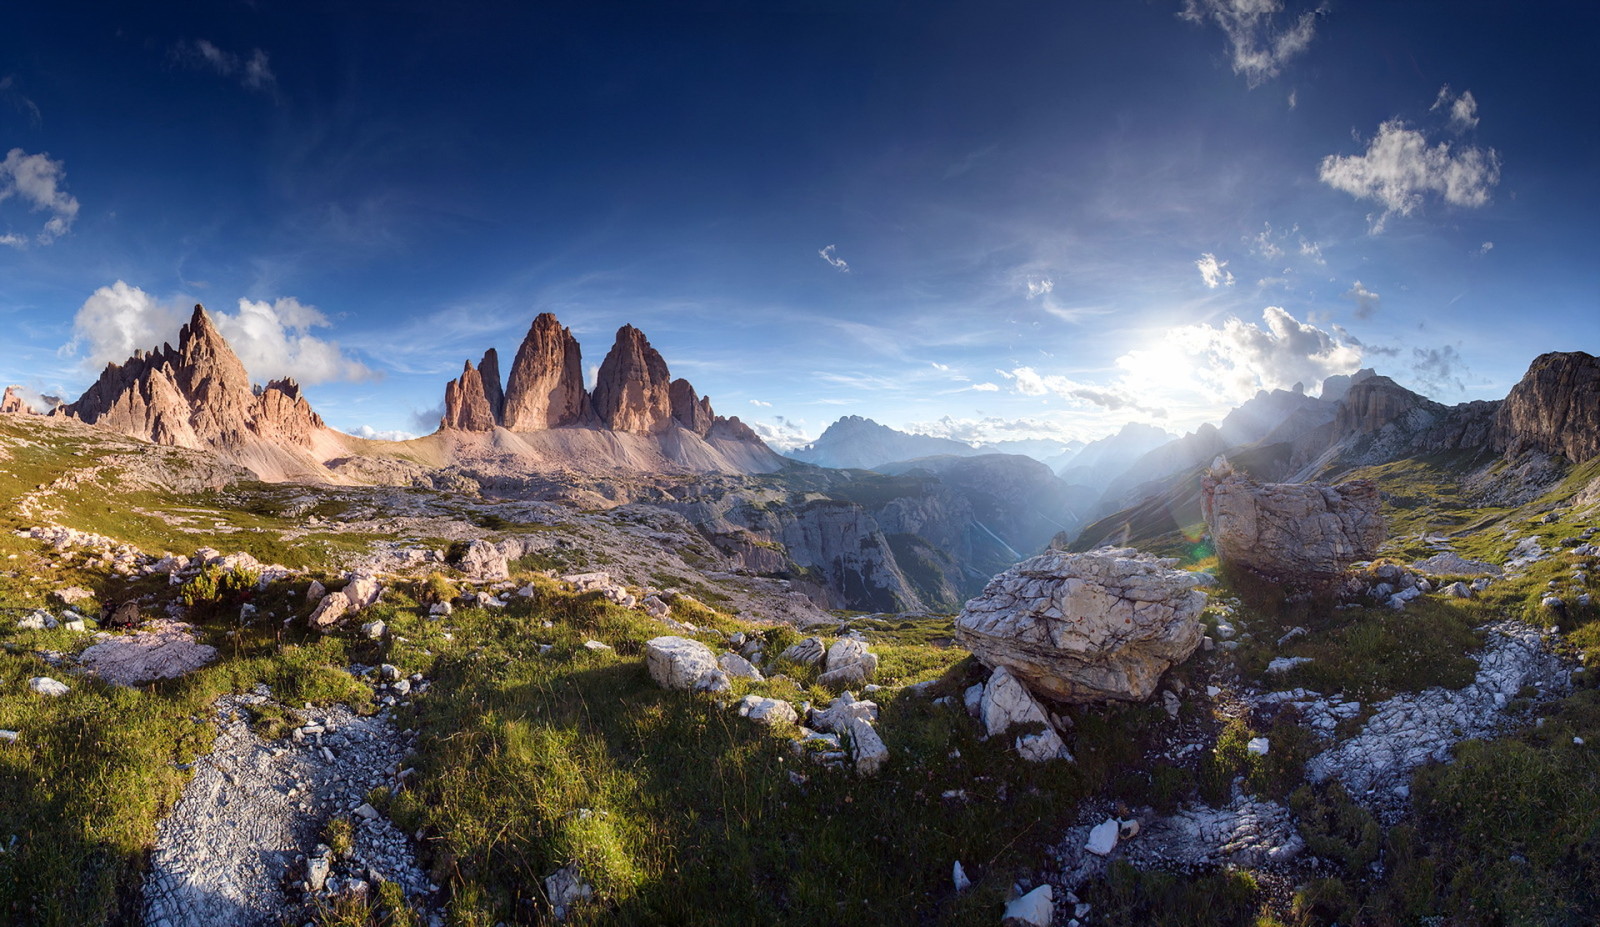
[2,1,1595,448]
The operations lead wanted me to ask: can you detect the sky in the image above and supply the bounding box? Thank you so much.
[2,1,1596,450]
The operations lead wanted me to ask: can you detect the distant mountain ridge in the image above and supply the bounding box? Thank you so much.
[789,414,1081,471]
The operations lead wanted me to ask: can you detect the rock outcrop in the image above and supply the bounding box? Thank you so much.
[0,386,33,414]
[478,348,505,423]
[1202,458,1384,581]
[501,313,589,430]
[441,360,496,432]
[1494,351,1600,463]
[669,378,714,437]
[62,305,327,451]
[592,325,674,434]
[955,547,1207,703]
[976,665,1071,762]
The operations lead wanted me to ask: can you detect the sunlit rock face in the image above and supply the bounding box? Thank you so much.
[501,312,590,431]
[1202,457,1384,582]
[63,304,325,450]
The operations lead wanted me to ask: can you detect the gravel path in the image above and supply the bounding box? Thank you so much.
[142,690,438,927]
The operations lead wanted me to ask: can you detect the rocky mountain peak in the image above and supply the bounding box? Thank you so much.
[1494,350,1600,463]
[669,378,714,437]
[63,303,326,450]
[592,324,674,434]
[1,386,34,414]
[1333,376,1435,437]
[478,348,505,423]
[501,312,589,430]
[442,360,496,432]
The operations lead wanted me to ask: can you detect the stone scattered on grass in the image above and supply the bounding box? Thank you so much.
[545,862,594,921]
[1247,737,1270,756]
[1002,884,1053,927]
[28,676,70,697]
[1085,818,1119,856]
[734,695,796,726]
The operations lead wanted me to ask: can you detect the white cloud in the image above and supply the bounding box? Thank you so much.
[1298,237,1325,265]
[930,361,951,372]
[351,424,416,442]
[818,244,850,272]
[1477,241,1494,256]
[1248,223,1283,260]
[750,415,812,451]
[1026,277,1054,298]
[1179,0,1321,86]
[214,297,374,384]
[1344,280,1380,319]
[1117,305,1362,403]
[0,148,80,246]
[68,281,187,367]
[1001,367,1167,416]
[1288,88,1297,109]
[1318,118,1501,232]
[971,382,1000,392]
[749,399,772,407]
[66,282,372,385]
[1195,253,1235,288]
[903,414,1094,448]
[1431,84,1479,132]
[175,39,278,94]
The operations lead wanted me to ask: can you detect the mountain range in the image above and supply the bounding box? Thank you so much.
[5,308,1598,612]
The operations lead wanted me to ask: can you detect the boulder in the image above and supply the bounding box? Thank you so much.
[809,692,880,734]
[306,579,327,604]
[719,652,764,681]
[780,636,826,667]
[457,541,509,581]
[847,715,888,775]
[978,667,1070,762]
[817,637,879,689]
[78,620,218,685]
[644,636,722,691]
[1202,458,1384,580]
[734,694,796,726]
[106,600,142,629]
[308,591,351,629]
[955,547,1206,703]
[1085,818,1120,856]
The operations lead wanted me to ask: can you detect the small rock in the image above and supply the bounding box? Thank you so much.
[1247,737,1270,756]
[953,860,971,892]
[544,862,594,921]
[360,619,386,640]
[582,639,612,652]
[1085,818,1119,856]
[718,652,764,681]
[353,803,380,821]
[28,677,69,697]
[0,730,17,744]
[428,601,453,617]
[1003,884,1054,927]
[847,715,888,775]
[734,695,796,726]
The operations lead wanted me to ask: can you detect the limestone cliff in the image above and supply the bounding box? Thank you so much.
[1494,351,1600,463]
[592,325,674,434]
[501,313,589,430]
[441,361,496,432]
[1,386,33,414]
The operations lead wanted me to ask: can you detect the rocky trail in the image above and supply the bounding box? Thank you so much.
[142,690,438,927]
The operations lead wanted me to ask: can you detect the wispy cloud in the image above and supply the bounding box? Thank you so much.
[1410,344,1467,394]
[1344,280,1380,319]
[1195,252,1235,288]
[173,39,279,96]
[0,76,41,126]
[1179,0,1323,86]
[1431,84,1479,132]
[749,398,772,407]
[818,243,850,272]
[750,415,812,451]
[0,148,79,246]
[1319,111,1501,232]
[1002,367,1167,416]
[971,382,999,392]
[1025,277,1054,298]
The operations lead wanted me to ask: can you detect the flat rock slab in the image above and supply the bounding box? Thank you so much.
[78,620,218,686]
[143,697,436,927]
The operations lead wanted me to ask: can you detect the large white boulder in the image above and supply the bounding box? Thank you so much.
[645,636,723,691]
[956,547,1206,703]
